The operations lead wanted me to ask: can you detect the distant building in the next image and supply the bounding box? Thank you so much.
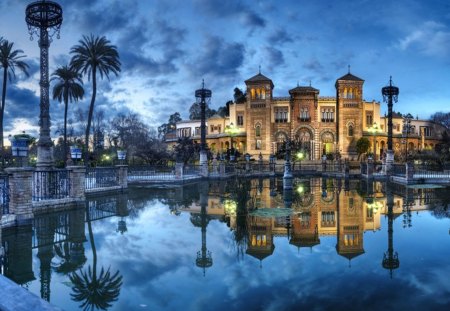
[166,71,447,160]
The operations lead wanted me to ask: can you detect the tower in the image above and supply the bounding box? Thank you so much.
[244,72,274,158]
[335,68,364,159]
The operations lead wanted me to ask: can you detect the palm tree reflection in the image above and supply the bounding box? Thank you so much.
[69,202,123,310]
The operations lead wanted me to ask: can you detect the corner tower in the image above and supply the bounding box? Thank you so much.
[335,69,364,159]
[244,72,274,157]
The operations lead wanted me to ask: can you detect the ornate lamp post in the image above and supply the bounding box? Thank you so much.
[368,122,381,160]
[382,77,399,174]
[402,113,413,162]
[195,80,212,167]
[225,122,239,161]
[26,0,63,168]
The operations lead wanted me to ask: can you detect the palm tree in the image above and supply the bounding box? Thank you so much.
[0,39,29,152]
[69,203,122,310]
[70,35,121,166]
[51,65,84,165]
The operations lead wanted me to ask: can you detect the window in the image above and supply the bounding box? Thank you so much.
[255,124,261,137]
[251,88,255,99]
[321,211,335,226]
[321,108,335,122]
[299,107,310,121]
[366,113,373,126]
[237,114,244,126]
[195,127,201,136]
[256,139,262,150]
[348,125,354,137]
[275,107,288,123]
[178,127,191,137]
[420,126,432,137]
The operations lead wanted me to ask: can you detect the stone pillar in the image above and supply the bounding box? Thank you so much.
[367,159,374,179]
[219,160,225,176]
[4,168,34,224]
[175,162,184,179]
[406,161,414,183]
[385,150,394,175]
[116,165,128,188]
[67,166,86,201]
[344,159,350,179]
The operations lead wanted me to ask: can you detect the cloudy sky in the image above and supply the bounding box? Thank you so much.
[1,0,450,138]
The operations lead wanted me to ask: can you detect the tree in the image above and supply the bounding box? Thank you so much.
[233,87,246,104]
[188,102,216,120]
[70,203,122,310]
[158,112,182,138]
[70,35,121,166]
[0,39,29,151]
[430,112,450,130]
[51,65,84,165]
[217,100,232,117]
[356,137,370,160]
[173,137,199,164]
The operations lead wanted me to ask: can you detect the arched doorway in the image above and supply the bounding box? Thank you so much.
[321,131,335,156]
[293,127,314,160]
[274,131,288,158]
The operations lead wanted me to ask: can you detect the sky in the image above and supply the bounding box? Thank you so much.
[1,0,450,139]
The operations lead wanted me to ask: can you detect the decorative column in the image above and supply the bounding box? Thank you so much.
[67,165,86,200]
[116,164,128,190]
[26,0,63,168]
[382,77,399,175]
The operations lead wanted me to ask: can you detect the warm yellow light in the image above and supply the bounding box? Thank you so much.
[297,185,305,194]
[296,152,304,160]
[223,199,237,216]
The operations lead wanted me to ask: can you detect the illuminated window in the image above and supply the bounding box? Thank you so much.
[256,139,262,150]
[251,88,255,99]
[275,107,288,123]
[261,88,266,99]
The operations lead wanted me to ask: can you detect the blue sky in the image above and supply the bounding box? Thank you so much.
[1,0,450,138]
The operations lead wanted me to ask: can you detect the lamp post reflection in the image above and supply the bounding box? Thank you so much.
[382,181,400,278]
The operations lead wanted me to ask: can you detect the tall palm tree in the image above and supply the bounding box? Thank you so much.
[51,65,84,165]
[0,39,29,152]
[69,203,123,310]
[70,35,121,166]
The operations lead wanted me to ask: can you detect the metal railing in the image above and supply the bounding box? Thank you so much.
[33,169,70,201]
[391,164,406,177]
[414,163,450,178]
[85,167,120,190]
[0,174,9,214]
[128,165,176,181]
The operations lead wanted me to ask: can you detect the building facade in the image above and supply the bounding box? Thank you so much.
[167,71,446,161]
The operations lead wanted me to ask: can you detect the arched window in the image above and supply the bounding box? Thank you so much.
[255,124,261,137]
[261,88,266,99]
[343,88,348,98]
[251,88,255,99]
[348,124,354,137]
[256,88,261,99]
[348,88,353,99]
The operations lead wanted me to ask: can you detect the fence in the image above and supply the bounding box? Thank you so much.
[85,167,120,190]
[391,164,406,177]
[33,170,70,201]
[0,174,9,214]
[413,163,450,178]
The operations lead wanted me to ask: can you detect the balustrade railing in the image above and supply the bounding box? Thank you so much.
[85,167,119,190]
[0,174,9,214]
[33,170,70,201]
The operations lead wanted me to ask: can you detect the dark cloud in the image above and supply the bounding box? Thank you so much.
[194,0,266,29]
[189,36,245,78]
[3,85,39,131]
[303,58,324,73]
[267,29,293,46]
[120,51,177,76]
[265,47,284,67]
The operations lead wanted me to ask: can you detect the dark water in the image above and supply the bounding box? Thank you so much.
[1,178,449,311]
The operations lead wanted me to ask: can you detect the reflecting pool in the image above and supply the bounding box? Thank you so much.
[1,177,450,310]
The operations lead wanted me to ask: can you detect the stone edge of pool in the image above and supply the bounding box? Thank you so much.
[0,275,62,311]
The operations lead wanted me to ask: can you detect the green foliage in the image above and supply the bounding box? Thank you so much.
[356,137,370,159]
[173,137,199,164]
[233,87,246,104]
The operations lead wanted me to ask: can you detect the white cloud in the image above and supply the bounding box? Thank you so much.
[396,21,450,58]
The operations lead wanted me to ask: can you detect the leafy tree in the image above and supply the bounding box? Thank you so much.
[51,65,84,165]
[356,137,370,160]
[0,39,29,151]
[70,35,121,166]
[233,87,246,104]
[158,112,182,138]
[188,102,216,120]
[217,100,232,117]
[173,137,199,164]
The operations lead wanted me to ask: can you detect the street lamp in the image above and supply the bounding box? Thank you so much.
[296,151,305,170]
[195,80,212,166]
[26,0,63,167]
[225,122,239,161]
[368,122,381,160]
[402,113,413,162]
[382,77,399,173]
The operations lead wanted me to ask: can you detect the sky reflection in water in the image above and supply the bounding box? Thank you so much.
[3,178,450,311]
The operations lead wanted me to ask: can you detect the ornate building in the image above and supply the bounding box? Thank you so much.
[167,70,446,161]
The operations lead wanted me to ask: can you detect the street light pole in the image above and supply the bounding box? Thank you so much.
[402,113,413,162]
[26,0,63,168]
[382,77,399,174]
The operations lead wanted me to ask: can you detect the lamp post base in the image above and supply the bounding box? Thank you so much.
[384,150,394,175]
[37,145,54,168]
